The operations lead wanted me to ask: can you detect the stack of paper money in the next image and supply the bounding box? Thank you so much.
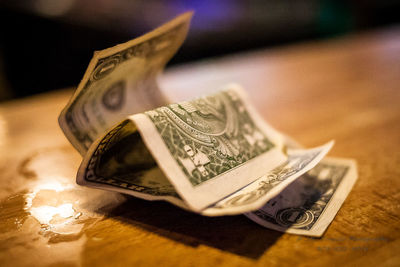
[59,12,357,237]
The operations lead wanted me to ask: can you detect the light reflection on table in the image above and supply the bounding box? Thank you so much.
[0,147,125,266]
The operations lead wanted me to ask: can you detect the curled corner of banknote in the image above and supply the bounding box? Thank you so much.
[58,11,194,155]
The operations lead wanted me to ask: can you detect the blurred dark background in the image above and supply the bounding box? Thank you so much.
[0,0,399,101]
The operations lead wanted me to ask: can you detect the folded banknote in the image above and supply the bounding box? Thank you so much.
[59,12,357,236]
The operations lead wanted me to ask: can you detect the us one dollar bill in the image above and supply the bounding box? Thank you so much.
[59,12,358,236]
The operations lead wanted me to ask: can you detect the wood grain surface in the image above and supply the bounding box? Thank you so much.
[1,26,400,267]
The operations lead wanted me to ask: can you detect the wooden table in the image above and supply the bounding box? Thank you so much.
[1,26,400,267]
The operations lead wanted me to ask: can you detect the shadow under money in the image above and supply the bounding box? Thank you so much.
[106,196,283,259]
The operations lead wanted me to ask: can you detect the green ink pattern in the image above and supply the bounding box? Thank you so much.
[146,90,274,186]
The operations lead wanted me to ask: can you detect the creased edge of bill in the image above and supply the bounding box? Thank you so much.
[201,141,334,216]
